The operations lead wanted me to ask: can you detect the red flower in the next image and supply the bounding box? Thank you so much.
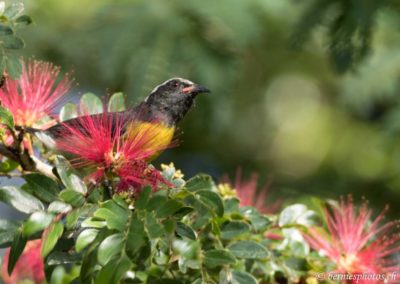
[222,168,281,214]
[305,196,400,283]
[55,111,173,191]
[1,240,45,284]
[0,59,71,127]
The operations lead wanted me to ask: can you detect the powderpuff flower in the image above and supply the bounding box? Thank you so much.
[304,196,400,283]
[221,168,281,214]
[1,240,45,284]
[0,59,71,127]
[55,111,173,191]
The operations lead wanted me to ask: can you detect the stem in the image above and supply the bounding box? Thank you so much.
[102,179,113,199]
[0,172,25,178]
[0,126,57,180]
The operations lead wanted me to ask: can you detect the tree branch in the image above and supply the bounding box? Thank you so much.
[0,141,57,180]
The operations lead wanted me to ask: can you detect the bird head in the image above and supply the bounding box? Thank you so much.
[144,77,210,124]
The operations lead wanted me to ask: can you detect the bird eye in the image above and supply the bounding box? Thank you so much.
[168,81,179,88]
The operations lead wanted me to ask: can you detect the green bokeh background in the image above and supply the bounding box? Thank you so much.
[20,0,400,216]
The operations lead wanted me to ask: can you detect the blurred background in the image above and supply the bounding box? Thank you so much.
[11,0,400,216]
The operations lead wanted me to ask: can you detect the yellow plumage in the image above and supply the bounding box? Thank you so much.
[125,121,175,160]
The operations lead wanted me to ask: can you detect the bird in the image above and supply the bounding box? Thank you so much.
[34,77,210,156]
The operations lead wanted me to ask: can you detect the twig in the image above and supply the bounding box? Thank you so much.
[0,128,57,180]
[0,172,24,178]
[31,156,57,180]
[0,143,20,162]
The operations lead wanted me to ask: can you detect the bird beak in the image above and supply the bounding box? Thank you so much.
[182,84,210,95]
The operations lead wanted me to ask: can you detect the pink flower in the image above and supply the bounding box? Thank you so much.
[116,160,171,193]
[55,111,173,191]
[305,196,400,283]
[0,59,71,127]
[222,168,281,214]
[1,240,45,284]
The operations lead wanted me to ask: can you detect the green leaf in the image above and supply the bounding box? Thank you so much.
[227,241,269,259]
[41,221,64,257]
[135,186,151,210]
[185,195,212,229]
[24,173,59,203]
[281,228,310,257]
[48,201,72,214]
[4,3,24,19]
[49,266,67,284]
[231,270,258,284]
[0,159,19,173]
[76,228,99,253]
[108,92,126,112]
[279,204,317,227]
[22,211,53,237]
[241,207,271,231]
[80,251,97,282]
[185,174,213,192]
[219,269,231,284]
[146,213,164,239]
[0,186,44,213]
[146,195,167,212]
[65,209,80,230]
[59,103,78,122]
[55,156,76,189]
[112,195,128,209]
[176,222,196,240]
[2,35,25,49]
[15,15,32,26]
[203,249,236,267]
[95,254,132,284]
[0,106,14,128]
[0,53,4,76]
[0,24,13,36]
[173,206,194,219]
[156,199,184,218]
[80,93,103,115]
[0,219,18,231]
[0,219,19,248]
[59,189,85,207]
[97,233,124,266]
[8,230,27,275]
[221,221,250,240]
[196,190,224,217]
[81,218,107,229]
[87,186,102,203]
[94,200,129,231]
[126,213,146,256]
[66,205,95,230]
[47,251,81,265]
[163,219,176,234]
[173,239,201,273]
[224,198,240,214]
[5,56,22,79]
[69,174,87,195]
[285,257,311,271]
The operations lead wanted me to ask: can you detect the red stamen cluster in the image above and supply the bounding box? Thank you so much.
[222,168,281,214]
[55,111,172,192]
[305,196,400,283]
[0,59,71,127]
